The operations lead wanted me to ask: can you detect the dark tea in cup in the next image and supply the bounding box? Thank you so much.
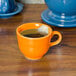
[20,29,48,38]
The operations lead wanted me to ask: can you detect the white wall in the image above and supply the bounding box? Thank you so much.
[21,0,45,4]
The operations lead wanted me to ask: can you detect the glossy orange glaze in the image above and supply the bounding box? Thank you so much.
[16,23,62,60]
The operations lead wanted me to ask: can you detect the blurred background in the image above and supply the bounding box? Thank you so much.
[16,0,44,4]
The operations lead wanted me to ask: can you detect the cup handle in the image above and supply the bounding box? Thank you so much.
[50,31,62,47]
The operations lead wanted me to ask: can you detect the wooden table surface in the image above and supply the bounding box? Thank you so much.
[0,4,76,76]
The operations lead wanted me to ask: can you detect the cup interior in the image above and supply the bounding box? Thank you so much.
[17,23,52,38]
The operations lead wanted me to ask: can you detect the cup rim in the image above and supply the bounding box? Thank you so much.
[16,23,53,40]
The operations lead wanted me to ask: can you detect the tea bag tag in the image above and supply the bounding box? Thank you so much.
[38,25,49,35]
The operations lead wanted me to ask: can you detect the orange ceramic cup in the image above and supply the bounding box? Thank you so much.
[16,23,62,60]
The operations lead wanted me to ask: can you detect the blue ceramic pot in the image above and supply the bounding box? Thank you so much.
[41,0,76,27]
[0,0,17,14]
